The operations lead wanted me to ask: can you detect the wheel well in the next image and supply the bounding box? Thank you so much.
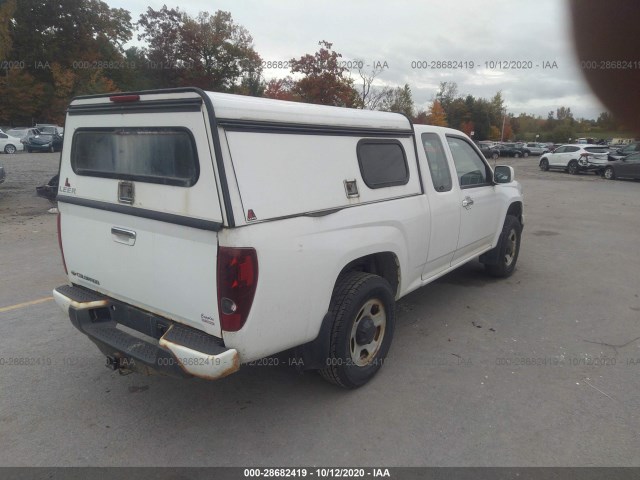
[506,202,523,224]
[336,252,400,297]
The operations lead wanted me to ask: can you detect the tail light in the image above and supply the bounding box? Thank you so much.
[57,213,68,274]
[217,247,258,332]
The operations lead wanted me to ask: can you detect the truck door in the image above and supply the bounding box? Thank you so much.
[445,135,501,266]
[418,132,460,279]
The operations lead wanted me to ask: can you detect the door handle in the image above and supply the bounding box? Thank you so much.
[111,227,136,246]
[462,196,474,209]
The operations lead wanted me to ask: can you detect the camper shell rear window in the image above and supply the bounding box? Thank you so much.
[71,127,199,187]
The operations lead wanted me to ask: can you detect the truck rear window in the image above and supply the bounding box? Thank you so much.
[71,128,199,187]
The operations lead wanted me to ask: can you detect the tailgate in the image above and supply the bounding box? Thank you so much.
[58,91,224,337]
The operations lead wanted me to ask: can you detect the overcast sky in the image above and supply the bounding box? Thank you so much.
[108,0,606,120]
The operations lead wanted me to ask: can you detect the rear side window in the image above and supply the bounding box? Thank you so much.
[421,133,452,192]
[357,140,409,188]
[72,128,199,187]
[584,147,609,154]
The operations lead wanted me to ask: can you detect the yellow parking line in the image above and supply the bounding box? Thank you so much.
[0,296,54,313]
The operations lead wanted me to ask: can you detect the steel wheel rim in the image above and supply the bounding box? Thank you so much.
[349,299,386,367]
[504,229,517,267]
[605,168,613,179]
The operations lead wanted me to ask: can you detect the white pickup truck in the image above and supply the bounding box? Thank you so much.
[53,88,523,388]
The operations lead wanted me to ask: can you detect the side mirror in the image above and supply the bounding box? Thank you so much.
[494,165,514,183]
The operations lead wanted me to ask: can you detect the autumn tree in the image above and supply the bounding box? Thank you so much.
[460,120,475,137]
[357,63,390,110]
[4,0,132,123]
[0,68,45,125]
[263,77,298,101]
[288,41,360,107]
[378,84,415,118]
[180,11,262,91]
[427,100,447,126]
[0,0,16,59]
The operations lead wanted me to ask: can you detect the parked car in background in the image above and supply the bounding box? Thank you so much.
[524,143,548,155]
[0,129,25,154]
[36,124,64,137]
[608,141,640,161]
[5,128,30,142]
[602,152,640,180]
[476,142,500,159]
[23,128,63,153]
[539,144,609,174]
[497,143,531,158]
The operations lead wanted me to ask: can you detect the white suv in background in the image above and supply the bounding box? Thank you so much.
[538,144,609,175]
[0,129,25,154]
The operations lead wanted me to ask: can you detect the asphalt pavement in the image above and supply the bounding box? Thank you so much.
[1,152,639,467]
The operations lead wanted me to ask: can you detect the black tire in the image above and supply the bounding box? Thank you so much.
[4,144,16,154]
[523,151,529,158]
[492,152,499,160]
[540,158,549,171]
[484,215,522,278]
[567,160,579,175]
[319,272,395,389]
[49,145,55,153]
[604,166,616,180]
[513,152,521,158]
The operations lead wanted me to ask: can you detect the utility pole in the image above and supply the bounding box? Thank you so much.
[500,111,506,142]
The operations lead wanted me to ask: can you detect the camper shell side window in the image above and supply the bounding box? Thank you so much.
[356,139,410,189]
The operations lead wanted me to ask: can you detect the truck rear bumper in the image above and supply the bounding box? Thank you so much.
[53,285,239,380]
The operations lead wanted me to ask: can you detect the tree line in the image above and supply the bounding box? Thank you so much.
[0,1,626,141]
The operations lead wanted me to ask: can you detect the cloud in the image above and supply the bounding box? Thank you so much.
[110,0,605,119]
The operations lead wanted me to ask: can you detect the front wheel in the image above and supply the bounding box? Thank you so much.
[484,215,522,278]
[492,152,499,160]
[523,151,529,158]
[319,272,395,389]
[4,144,16,154]
[540,159,549,171]
[604,167,616,180]
[513,152,521,158]
[567,160,579,175]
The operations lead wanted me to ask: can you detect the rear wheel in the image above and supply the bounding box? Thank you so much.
[484,215,522,278]
[540,159,549,171]
[492,152,499,160]
[319,272,395,389]
[567,160,579,175]
[604,167,616,180]
[523,151,529,158]
[49,145,55,153]
[4,144,16,154]
[514,152,521,158]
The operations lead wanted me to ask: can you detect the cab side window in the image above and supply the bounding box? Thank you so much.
[421,133,452,192]
[446,136,491,188]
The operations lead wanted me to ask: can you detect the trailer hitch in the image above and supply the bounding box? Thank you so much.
[105,355,133,375]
